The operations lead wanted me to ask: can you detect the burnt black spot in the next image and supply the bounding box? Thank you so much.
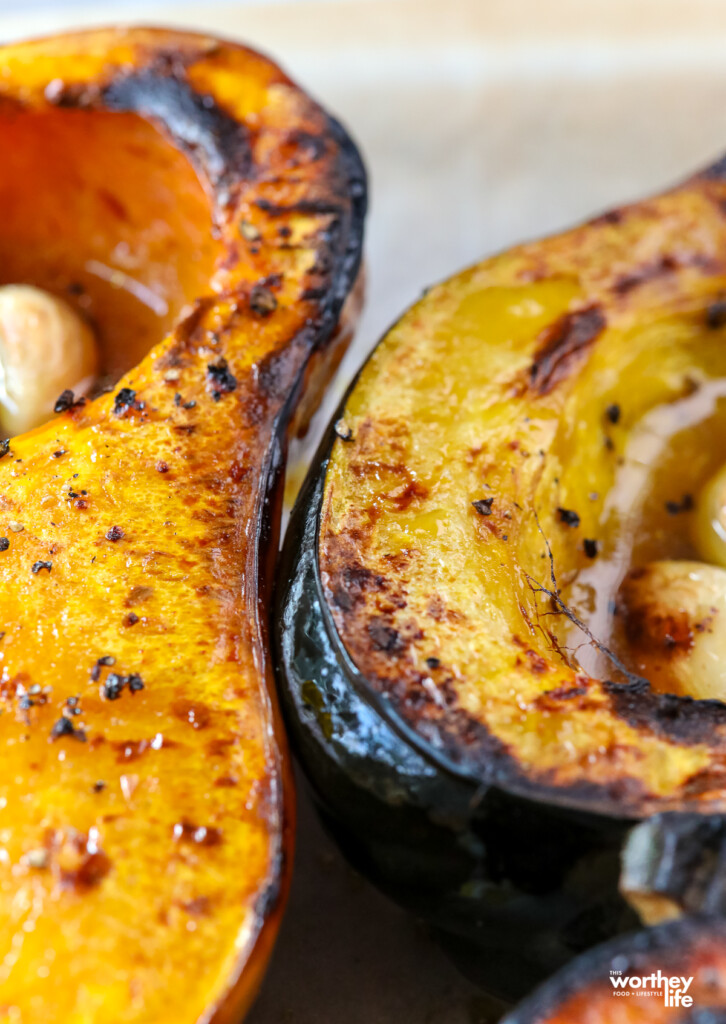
[557,507,580,528]
[665,494,694,516]
[529,307,606,395]
[583,538,598,558]
[707,299,726,329]
[472,497,494,516]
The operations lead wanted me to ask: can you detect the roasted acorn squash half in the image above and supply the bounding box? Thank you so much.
[0,27,365,1023]
[276,156,726,997]
[503,915,726,1023]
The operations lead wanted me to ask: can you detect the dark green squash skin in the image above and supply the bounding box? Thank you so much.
[274,424,641,999]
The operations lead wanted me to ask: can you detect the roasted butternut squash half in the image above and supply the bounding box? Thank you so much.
[0,27,365,1023]
[503,916,726,1023]
[276,157,726,996]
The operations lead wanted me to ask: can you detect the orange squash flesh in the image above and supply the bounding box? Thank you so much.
[0,27,365,1023]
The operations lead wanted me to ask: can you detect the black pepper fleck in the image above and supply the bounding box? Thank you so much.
[113,388,137,416]
[101,672,144,700]
[102,674,124,700]
[584,538,599,558]
[106,526,124,542]
[31,561,52,574]
[50,717,85,741]
[0,538,8,552]
[557,507,580,527]
[605,404,621,424]
[207,359,237,400]
[666,494,694,515]
[472,497,494,516]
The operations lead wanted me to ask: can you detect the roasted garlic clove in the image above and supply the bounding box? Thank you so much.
[0,285,98,436]
[694,462,726,569]
[619,560,726,701]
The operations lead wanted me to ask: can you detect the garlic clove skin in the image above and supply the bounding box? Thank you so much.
[619,560,726,701]
[694,462,726,570]
[0,285,98,437]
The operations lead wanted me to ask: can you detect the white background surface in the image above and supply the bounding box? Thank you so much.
[4,2,726,1019]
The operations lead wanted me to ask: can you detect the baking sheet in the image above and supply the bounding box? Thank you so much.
[4,1,726,1019]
